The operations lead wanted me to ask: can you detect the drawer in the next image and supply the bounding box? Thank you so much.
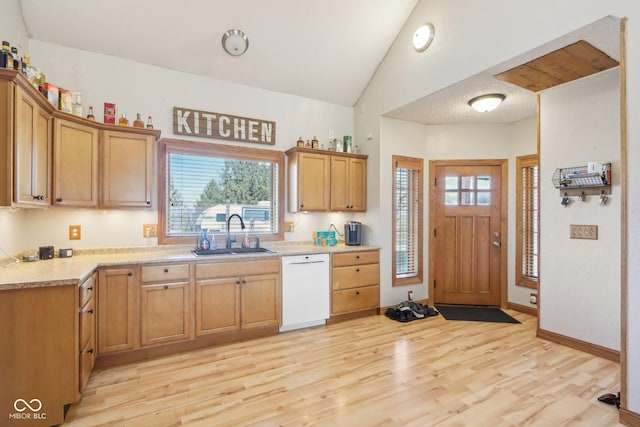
[332,285,380,314]
[79,338,96,392]
[79,295,95,350]
[332,250,379,267]
[140,263,190,283]
[79,274,95,308]
[332,263,379,290]
[196,258,280,279]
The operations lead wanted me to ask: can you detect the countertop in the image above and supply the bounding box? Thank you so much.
[0,243,380,290]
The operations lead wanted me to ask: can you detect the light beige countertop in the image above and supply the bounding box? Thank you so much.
[0,242,380,290]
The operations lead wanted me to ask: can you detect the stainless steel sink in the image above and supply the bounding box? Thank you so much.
[192,247,275,256]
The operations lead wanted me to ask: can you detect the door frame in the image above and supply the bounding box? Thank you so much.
[428,159,508,308]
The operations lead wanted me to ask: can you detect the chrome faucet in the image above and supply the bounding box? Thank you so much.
[226,214,246,248]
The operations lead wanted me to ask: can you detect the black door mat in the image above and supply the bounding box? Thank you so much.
[385,301,439,322]
[435,304,520,324]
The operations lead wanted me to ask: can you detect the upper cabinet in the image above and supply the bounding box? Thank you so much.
[102,130,154,208]
[285,147,367,213]
[0,69,160,209]
[13,84,52,206]
[53,118,99,207]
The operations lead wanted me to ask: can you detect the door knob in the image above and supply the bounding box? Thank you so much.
[492,241,501,248]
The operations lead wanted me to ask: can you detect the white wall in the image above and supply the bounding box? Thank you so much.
[356,0,639,414]
[2,0,29,57]
[0,40,356,251]
[378,117,536,307]
[539,69,620,351]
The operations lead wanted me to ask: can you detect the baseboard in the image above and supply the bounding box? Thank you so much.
[619,407,640,426]
[507,302,537,316]
[327,309,378,325]
[537,328,620,362]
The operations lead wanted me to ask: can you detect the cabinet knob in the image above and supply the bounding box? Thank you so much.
[87,309,94,314]
[164,268,169,273]
[164,285,169,290]
[236,280,241,285]
[56,198,63,203]
[87,348,94,354]
[242,279,246,284]
[87,286,93,291]
[356,268,360,272]
[33,195,44,201]
[356,255,360,259]
[356,291,360,295]
[127,272,133,276]
[300,204,304,208]
[146,201,151,205]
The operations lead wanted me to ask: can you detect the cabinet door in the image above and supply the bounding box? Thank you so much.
[348,157,367,211]
[196,278,241,336]
[14,85,51,205]
[53,118,99,207]
[140,281,191,346]
[102,130,153,208]
[330,156,349,210]
[98,268,138,354]
[241,273,281,329]
[297,152,330,211]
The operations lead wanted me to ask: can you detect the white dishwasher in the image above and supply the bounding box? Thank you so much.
[280,253,330,332]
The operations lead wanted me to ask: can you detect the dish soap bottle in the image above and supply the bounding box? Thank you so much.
[243,230,250,248]
[201,229,211,250]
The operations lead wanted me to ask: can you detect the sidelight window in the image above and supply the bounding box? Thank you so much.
[516,154,539,288]
[157,139,284,244]
[392,155,423,285]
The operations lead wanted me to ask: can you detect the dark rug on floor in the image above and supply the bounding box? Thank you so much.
[435,305,521,324]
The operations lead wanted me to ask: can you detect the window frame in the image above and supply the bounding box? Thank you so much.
[157,138,285,245]
[515,153,539,289]
[392,155,424,286]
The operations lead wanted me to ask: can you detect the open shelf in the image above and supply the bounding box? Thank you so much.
[552,163,611,196]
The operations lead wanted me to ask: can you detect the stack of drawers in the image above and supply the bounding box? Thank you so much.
[331,250,380,317]
[79,273,96,392]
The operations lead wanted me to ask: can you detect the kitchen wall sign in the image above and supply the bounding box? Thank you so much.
[173,107,276,145]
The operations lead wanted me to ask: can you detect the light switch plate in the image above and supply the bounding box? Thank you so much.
[143,223,158,237]
[285,221,294,232]
[570,224,598,240]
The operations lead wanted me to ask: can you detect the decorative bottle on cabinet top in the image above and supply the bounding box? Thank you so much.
[118,113,129,126]
[133,113,144,128]
[86,106,95,121]
[146,116,154,129]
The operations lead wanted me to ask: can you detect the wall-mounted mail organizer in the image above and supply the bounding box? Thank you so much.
[552,163,611,205]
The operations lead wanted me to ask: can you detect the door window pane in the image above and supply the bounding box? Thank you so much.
[477,176,491,190]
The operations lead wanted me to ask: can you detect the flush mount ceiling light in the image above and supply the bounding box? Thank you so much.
[468,94,506,112]
[413,23,435,52]
[222,29,249,56]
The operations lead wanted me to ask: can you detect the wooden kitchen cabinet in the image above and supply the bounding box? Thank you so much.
[195,258,281,336]
[286,147,367,213]
[97,267,138,354]
[53,117,99,207]
[13,84,52,206]
[330,155,366,211]
[101,130,154,208]
[139,263,192,346]
[331,250,380,319]
[286,148,330,212]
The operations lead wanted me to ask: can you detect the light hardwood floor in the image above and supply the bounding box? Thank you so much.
[65,310,622,426]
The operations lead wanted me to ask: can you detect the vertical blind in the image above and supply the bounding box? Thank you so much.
[516,154,539,288]
[393,156,423,284]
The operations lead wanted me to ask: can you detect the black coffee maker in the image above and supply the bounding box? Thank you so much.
[344,221,362,246]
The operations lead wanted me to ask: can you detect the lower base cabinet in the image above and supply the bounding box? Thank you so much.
[331,250,380,318]
[195,258,281,336]
[97,267,138,354]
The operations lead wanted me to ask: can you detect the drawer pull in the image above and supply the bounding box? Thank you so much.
[87,309,94,314]
[164,285,169,290]
[356,291,360,295]
[128,272,133,277]
[87,286,93,291]
[356,255,360,259]
[164,268,169,273]
[236,280,241,285]
[87,348,94,354]
[241,279,246,284]
[356,268,360,272]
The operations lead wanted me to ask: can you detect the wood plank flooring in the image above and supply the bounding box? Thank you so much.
[64,310,622,426]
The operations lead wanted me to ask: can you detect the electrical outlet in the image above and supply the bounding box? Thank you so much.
[143,223,158,237]
[285,221,294,232]
[570,224,598,240]
[530,293,537,305]
[69,225,81,240]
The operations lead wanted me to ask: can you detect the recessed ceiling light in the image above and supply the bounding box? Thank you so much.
[468,94,506,112]
[222,29,249,56]
[413,23,435,52]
